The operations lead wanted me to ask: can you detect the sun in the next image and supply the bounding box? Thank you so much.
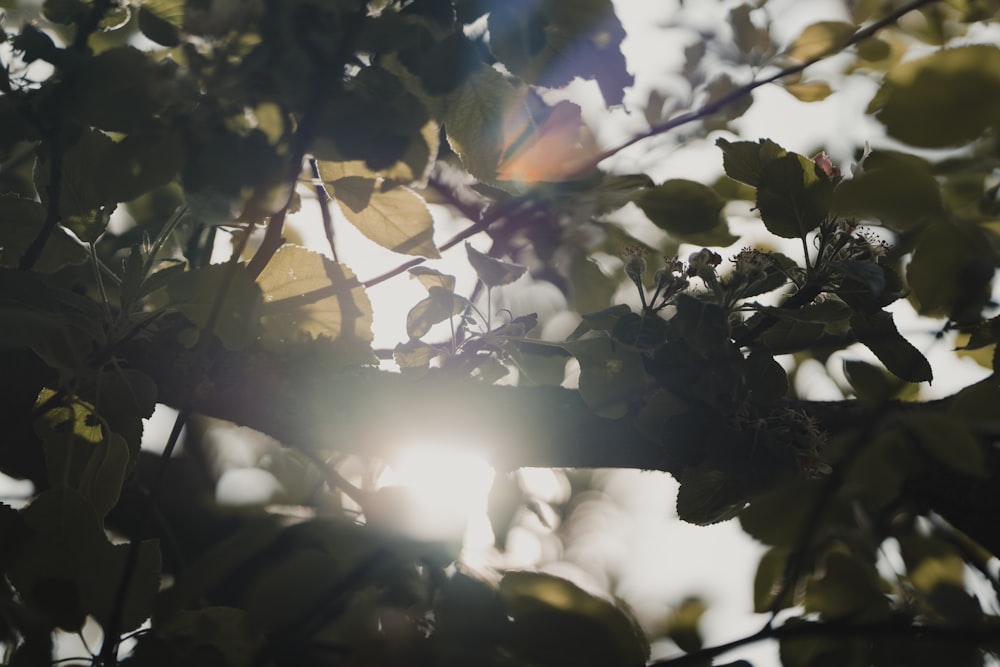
[372,439,496,546]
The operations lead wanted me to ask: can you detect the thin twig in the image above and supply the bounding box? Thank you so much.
[569,0,941,178]
[310,158,339,262]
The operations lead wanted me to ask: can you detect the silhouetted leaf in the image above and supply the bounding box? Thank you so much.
[560,337,648,418]
[804,551,889,620]
[869,45,1000,147]
[756,153,832,239]
[744,350,787,403]
[676,465,746,525]
[611,312,669,351]
[500,571,649,667]
[843,359,900,402]
[716,138,786,187]
[850,310,932,383]
[635,179,726,238]
[166,264,263,351]
[907,222,995,323]
[904,413,985,478]
[832,151,944,229]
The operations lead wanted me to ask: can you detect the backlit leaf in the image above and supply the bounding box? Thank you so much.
[406,286,464,339]
[787,21,855,61]
[466,242,526,287]
[257,246,374,362]
[804,552,888,620]
[333,180,439,258]
[138,0,185,46]
[868,45,1000,147]
[907,222,994,322]
[783,81,833,102]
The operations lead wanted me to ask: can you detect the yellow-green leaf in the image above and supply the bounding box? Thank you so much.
[333,180,439,258]
[257,246,374,359]
[787,21,855,61]
[783,81,833,102]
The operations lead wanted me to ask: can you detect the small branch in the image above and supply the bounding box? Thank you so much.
[652,616,1000,666]
[18,137,63,271]
[568,0,941,178]
[310,158,339,262]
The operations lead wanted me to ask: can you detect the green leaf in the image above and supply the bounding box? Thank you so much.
[0,195,87,272]
[843,359,901,402]
[903,413,986,478]
[42,0,87,24]
[787,21,855,61]
[138,0,185,46]
[635,179,726,238]
[611,312,669,351]
[831,151,944,230]
[744,350,788,403]
[804,552,889,620]
[166,264,263,351]
[500,571,649,667]
[560,337,648,418]
[740,479,824,546]
[134,607,265,667]
[676,465,746,525]
[665,597,706,654]
[72,47,167,133]
[716,138,786,187]
[409,266,456,292]
[10,487,160,633]
[257,246,375,362]
[849,310,933,383]
[868,45,1000,148]
[755,153,832,239]
[440,62,520,184]
[406,286,464,339]
[753,547,792,613]
[907,222,995,322]
[465,242,526,287]
[333,180,439,258]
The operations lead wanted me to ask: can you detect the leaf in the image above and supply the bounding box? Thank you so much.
[744,350,788,403]
[409,266,456,292]
[465,242,527,287]
[257,246,375,362]
[843,359,901,402]
[716,138,787,188]
[907,222,994,322]
[755,153,832,239]
[9,488,160,633]
[0,195,87,272]
[754,547,792,613]
[804,552,889,620]
[676,465,746,525]
[315,119,439,185]
[440,62,520,184]
[500,571,649,667]
[138,0,185,46]
[831,151,944,230]
[72,47,167,133]
[166,264,263,351]
[134,607,265,667]
[740,479,824,546]
[665,597,706,653]
[394,338,437,371]
[333,180,439,258]
[635,179,726,238]
[787,21,855,61]
[560,337,648,418]
[406,286,465,339]
[868,45,1000,147]
[611,312,669,351]
[849,310,932,383]
[783,81,833,102]
[903,413,986,478]
[486,0,633,106]
[496,97,598,183]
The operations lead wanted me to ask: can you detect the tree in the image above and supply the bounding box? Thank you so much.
[2,0,1000,664]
